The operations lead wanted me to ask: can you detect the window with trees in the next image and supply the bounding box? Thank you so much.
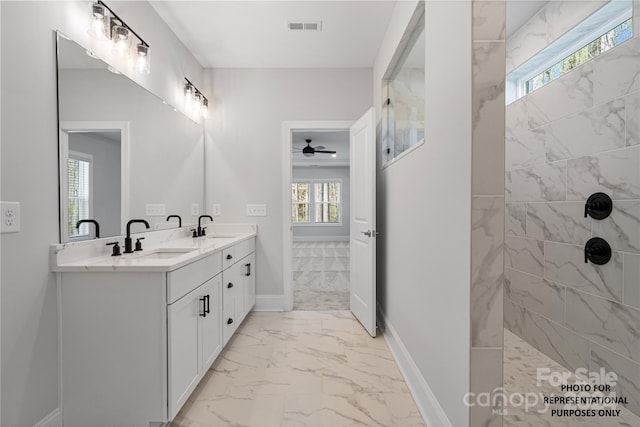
[67,152,92,238]
[525,18,633,94]
[291,182,310,223]
[292,180,342,224]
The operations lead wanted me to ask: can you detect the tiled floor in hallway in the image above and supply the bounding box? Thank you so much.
[171,311,425,427]
[293,241,350,310]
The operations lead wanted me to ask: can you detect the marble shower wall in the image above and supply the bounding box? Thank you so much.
[471,1,505,426]
[505,33,640,417]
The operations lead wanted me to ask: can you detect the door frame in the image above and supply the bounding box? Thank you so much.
[281,120,354,311]
[59,121,130,242]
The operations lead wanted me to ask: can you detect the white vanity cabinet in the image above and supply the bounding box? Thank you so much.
[56,234,256,427]
[167,274,221,419]
[221,238,256,345]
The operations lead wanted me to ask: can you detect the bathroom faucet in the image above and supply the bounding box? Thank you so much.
[76,219,100,238]
[166,214,182,227]
[124,219,150,254]
[197,215,213,237]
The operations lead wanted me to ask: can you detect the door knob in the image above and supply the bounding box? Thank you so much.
[361,230,379,237]
[584,192,613,220]
[584,237,612,265]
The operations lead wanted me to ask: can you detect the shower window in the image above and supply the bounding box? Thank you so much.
[381,4,425,166]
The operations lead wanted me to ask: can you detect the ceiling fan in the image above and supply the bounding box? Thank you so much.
[293,139,336,157]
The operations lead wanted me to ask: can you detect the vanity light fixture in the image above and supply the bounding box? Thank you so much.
[88,1,151,74]
[184,77,209,119]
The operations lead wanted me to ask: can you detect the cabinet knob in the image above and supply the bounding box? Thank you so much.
[227,282,234,289]
[227,318,233,325]
[226,254,233,260]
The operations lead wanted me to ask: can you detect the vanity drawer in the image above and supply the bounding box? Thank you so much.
[222,238,255,270]
[167,252,222,304]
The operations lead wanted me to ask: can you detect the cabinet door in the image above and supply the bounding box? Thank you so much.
[222,262,243,345]
[243,253,256,313]
[199,275,222,371]
[168,291,202,419]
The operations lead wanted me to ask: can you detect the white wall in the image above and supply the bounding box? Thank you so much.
[292,166,350,239]
[0,2,203,426]
[69,132,121,237]
[375,2,472,426]
[204,68,371,296]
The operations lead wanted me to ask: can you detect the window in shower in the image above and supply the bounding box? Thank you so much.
[525,17,633,94]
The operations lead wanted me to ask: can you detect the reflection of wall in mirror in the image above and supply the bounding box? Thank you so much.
[57,67,204,231]
[69,132,121,237]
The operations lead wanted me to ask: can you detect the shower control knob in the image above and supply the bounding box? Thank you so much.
[584,192,613,220]
[584,237,612,265]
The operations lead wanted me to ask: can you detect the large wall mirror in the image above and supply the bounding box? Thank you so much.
[56,33,204,242]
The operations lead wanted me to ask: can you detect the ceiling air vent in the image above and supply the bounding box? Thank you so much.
[287,21,322,32]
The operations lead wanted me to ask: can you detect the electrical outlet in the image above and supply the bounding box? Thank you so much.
[1,201,21,233]
[191,203,200,216]
[246,204,267,217]
[211,203,221,216]
[145,204,166,216]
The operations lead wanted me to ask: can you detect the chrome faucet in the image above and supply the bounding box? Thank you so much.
[124,219,150,253]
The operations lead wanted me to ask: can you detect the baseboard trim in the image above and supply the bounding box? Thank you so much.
[253,294,285,311]
[293,236,349,242]
[33,408,62,427]
[377,305,453,427]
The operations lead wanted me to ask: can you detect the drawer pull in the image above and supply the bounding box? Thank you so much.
[227,318,233,325]
[227,282,234,289]
[226,254,233,260]
[205,294,210,315]
[199,296,207,317]
[245,263,251,277]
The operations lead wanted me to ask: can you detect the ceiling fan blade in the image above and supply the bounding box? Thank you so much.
[313,145,325,150]
[314,150,336,154]
[293,147,303,151]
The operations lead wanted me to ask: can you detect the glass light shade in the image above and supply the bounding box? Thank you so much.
[202,98,209,118]
[112,24,130,57]
[136,43,150,74]
[184,83,194,103]
[88,2,109,40]
[194,93,203,115]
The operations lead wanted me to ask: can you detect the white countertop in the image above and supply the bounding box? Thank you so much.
[51,224,256,273]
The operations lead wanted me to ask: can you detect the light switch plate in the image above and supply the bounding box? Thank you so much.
[211,203,221,216]
[1,201,21,233]
[191,203,200,216]
[247,204,267,217]
[145,204,166,216]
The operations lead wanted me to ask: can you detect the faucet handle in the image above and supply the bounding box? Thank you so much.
[201,226,207,237]
[191,228,198,238]
[106,241,122,256]
[135,237,145,251]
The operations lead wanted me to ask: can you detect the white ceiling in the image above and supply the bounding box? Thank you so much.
[292,130,349,165]
[506,1,550,38]
[150,1,396,68]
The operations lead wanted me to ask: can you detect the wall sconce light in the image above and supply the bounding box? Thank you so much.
[184,78,208,119]
[88,1,151,74]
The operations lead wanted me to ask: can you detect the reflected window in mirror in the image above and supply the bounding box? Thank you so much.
[382,3,425,166]
[67,151,93,239]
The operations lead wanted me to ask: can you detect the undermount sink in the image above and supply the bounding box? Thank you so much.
[134,248,196,260]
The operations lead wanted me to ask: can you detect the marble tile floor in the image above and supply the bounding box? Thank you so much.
[503,329,640,427]
[293,241,350,310]
[171,311,425,427]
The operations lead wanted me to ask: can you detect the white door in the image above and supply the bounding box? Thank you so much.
[350,107,377,337]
